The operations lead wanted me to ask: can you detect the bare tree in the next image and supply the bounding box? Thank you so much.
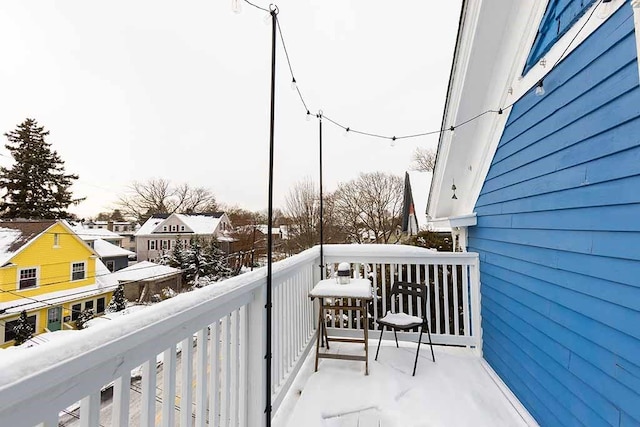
[117,178,218,222]
[410,147,436,172]
[333,172,403,244]
[284,178,320,251]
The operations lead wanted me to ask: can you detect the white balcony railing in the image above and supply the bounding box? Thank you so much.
[0,244,480,427]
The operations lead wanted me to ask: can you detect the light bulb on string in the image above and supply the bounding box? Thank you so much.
[343,127,350,138]
[535,80,545,96]
[306,110,312,122]
[263,12,272,26]
[231,0,242,14]
[449,126,455,136]
[391,136,397,147]
[291,78,297,91]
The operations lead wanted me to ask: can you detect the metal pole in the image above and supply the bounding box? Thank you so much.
[266,5,278,426]
[318,112,324,280]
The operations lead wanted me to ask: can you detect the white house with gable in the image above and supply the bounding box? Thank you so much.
[134,212,232,262]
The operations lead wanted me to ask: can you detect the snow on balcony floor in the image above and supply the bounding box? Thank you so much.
[274,341,530,427]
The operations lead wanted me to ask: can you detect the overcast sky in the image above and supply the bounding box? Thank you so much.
[0,0,461,218]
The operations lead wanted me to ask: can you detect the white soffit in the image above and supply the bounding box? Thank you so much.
[429,0,625,224]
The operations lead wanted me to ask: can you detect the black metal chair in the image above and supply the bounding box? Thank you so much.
[375,281,435,376]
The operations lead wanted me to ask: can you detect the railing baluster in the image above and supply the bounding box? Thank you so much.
[112,375,131,427]
[140,357,157,427]
[181,335,194,427]
[162,346,176,427]
[416,265,422,323]
[220,315,231,427]
[208,321,220,427]
[453,265,460,336]
[372,263,378,325]
[462,265,471,343]
[425,264,432,333]
[239,305,248,427]
[230,310,239,427]
[195,327,208,427]
[80,392,100,427]
[435,264,441,334]
[443,265,451,335]
[381,264,387,330]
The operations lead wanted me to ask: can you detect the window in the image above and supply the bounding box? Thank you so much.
[163,226,167,232]
[85,300,94,311]
[106,260,115,272]
[161,240,168,250]
[53,233,60,247]
[180,225,185,231]
[71,304,81,321]
[18,268,38,289]
[129,236,135,242]
[48,307,60,323]
[71,262,86,281]
[150,240,156,250]
[4,314,37,342]
[114,225,120,232]
[97,297,105,314]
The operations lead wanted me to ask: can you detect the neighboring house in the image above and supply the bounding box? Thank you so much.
[111,261,182,303]
[0,221,115,347]
[135,212,233,262]
[108,221,138,253]
[92,239,135,272]
[70,223,125,248]
[428,1,639,425]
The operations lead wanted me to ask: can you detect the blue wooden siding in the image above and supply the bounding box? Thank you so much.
[525,0,598,73]
[470,4,640,426]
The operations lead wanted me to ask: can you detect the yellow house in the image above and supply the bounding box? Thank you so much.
[0,220,117,347]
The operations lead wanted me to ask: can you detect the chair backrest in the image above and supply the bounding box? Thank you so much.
[389,281,427,318]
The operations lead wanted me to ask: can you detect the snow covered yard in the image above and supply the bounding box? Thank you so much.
[275,342,529,427]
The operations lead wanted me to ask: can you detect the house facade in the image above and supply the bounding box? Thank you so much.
[428,1,640,425]
[0,221,115,347]
[135,212,232,262]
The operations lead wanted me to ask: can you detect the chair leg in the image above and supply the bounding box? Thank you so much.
[375,326,384,361]
[426,321,435,362]
[393,330,399,348]
[412,326,424,376]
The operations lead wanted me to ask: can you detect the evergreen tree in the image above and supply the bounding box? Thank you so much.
[0,119,84,219]
[185,236,207,286]
[204,239,233,281]
[13,310,34,346]
[168,236,189,281]
[75,309,94,330]
[107,284,127,312]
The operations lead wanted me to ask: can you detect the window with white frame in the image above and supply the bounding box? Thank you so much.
[150,240,156,250]
[180,225,185,231]
[71,262,86,281]
[163,226,167,232]
[53,233,60,247]
[18,268,38,289]
[4,314,36,343]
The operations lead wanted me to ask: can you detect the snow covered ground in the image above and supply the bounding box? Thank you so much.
[274,342,531,427]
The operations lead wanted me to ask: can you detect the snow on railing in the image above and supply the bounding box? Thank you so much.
[0,247,319,427]
[323,244,482,350]
[0,244,481,427]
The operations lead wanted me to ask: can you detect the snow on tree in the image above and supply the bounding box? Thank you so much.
[186,236,207,287]
[107,284,127,312]
[0,118,84,219]
[12,310,34,346]
[204,239,233,281]
[75,309,95,330]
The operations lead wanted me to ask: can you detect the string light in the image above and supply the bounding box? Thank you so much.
[240,0,602,144]
[231,0,242,14]
[597,0,613,19]
[343,127,350,137]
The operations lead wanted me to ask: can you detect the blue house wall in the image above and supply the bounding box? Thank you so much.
[469,4,640,426]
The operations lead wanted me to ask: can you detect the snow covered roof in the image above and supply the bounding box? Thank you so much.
[95,259,120,288]
[70,224,124,241]
[0,280,114,314]
[111,261,180,283]
[256,225,282,235]
[136,213,225,236]
[92,239,135,258]
[407,171,432,227]
[0,221,57,266]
